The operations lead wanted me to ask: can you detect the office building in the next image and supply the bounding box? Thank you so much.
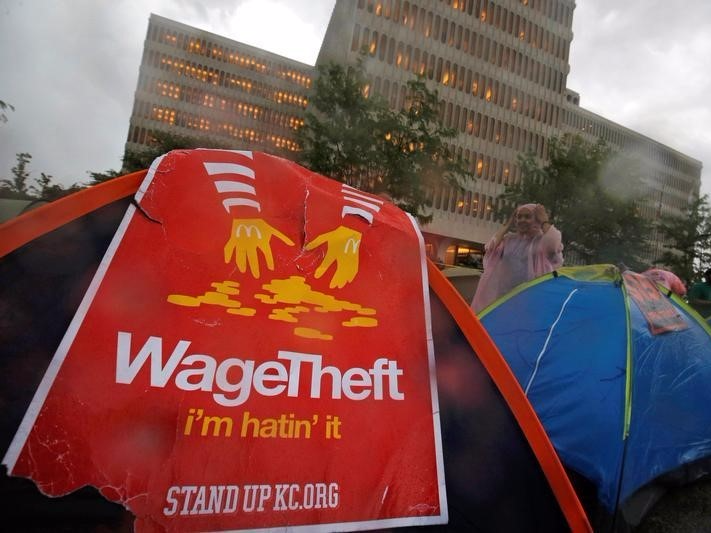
[124,14,314,159]
[125,3,702,266]
[316,0,701,263]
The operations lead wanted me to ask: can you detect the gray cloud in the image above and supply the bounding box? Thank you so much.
[568,0,710,194]
[0,0,334,187]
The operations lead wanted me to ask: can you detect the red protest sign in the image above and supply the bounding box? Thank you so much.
[623,271,689,335]
[3,150,446,531]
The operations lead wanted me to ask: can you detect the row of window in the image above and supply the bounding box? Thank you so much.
[136,74,304,130]
[366,74,548,159]
[562,109,701,177]
[429,184,503,221]
[149,22,313,88]
[353,22,566,101]
[128,121,300,153]
[358,0,570,63]
[358,29,563,128]
[141,101,303,134]
[648,171,697,198]
[438,0,573,27]
[452,144,521,185]
[144,50,309,109]
[563,110,632,151]
[138,80,527,189]
[645,191,690,212]
[444,98,548,158]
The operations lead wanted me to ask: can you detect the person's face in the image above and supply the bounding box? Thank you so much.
[515,208,535,234]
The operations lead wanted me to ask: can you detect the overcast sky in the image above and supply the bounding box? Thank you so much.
[1,0,709,195]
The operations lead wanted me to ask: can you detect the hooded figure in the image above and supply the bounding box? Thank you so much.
[641,268,686,297]
[471,203,563,312]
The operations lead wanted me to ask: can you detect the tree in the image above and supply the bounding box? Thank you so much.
[0,153,33,199]
[28,172,83,201]
[87,169,123,185]
[501,135,652,270]
[122,130,225,173]
[297,61,468,222]
[86,130,226,185]
[0,99,14,124]
[0,152,81,202]
[655,194,711,285]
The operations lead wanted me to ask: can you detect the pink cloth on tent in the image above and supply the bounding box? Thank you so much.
[642,268,687,296]
[471,206,563,312]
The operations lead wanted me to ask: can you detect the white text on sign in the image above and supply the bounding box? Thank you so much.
[115,331,404,406]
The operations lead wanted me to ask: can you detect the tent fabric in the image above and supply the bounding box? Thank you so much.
[479,268,711,520]
[0,164,590,532]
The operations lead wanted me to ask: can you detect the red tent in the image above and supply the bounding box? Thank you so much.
[0,152,590,532]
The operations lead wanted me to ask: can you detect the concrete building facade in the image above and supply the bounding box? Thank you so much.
[124,14,313,159]
[316,0,702,265]
[124,3,702,267]
[561,93,702,264]
[317,0,579,263]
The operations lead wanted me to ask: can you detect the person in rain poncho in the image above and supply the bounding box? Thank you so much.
[641,268,687,297]
[471,203,563,313]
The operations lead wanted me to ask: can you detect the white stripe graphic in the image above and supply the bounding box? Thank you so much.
[524,288,579,396]
[405,211,449,525]
[214,181,256,196]
[344,196,382,212]
[229,150,253,159]
[341,205,374,224]
[342,185,385,204]
[203,162,255,179]
[195,148,253,159]
[223,198,261,211]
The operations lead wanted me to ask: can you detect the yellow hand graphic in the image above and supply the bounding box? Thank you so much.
[305,226,362,289]
[224,218,295,278]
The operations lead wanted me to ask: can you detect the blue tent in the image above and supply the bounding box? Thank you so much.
[478,266,711,525]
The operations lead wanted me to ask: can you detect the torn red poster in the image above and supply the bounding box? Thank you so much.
[3,149,446,532]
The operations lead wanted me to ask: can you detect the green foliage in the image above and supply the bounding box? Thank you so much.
[0,153,81,202]
[0,153,33,199]
[0,99,14,124]
[297,61,468,222]
[87,169,123,185]
[88,131,222,185]
[122,130,225,173]
[501,135,652,270]
[28,172,83,201]
[655,194,711,284]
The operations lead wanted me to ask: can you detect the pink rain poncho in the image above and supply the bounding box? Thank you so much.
[641,268,687,296]
[471,204,564,313]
